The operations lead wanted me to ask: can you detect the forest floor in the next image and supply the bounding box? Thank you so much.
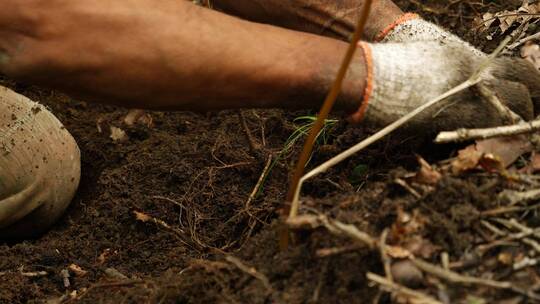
[1,0,540,303]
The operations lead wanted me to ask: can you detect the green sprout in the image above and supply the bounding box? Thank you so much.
[280,115,338,160]
[256,115,338,197]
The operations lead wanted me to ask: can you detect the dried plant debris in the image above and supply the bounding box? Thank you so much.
[109,126,128,142]
[476,2,540,37]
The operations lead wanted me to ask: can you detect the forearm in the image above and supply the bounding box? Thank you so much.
[123,2,366,112]
[211,0,404,41]
[0,1,365,113]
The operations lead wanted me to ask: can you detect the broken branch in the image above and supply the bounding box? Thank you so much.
[435,118,540,143]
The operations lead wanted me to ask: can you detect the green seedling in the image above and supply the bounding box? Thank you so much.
[256,115,338,197]
[350,163,369,185]
[281,115,338,159]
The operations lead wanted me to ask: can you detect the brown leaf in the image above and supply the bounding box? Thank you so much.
[476,136,532,167]
[451,136,532,174]
[97,248,112,265]
[519,153,540,174]
[413,156,442,185]
[451,145,483,174]
[386,246,413,259]
[68,264,88,277]
[134,211,152,222]
[123,109,154,128]
[478,153,505,173]
[110,126,128,142]
[531,153,540,172]
[498,12,517,33]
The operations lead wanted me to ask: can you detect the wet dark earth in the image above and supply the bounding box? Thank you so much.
[1,1,537,303]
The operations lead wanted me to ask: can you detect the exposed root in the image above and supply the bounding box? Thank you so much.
[225,256,273,293]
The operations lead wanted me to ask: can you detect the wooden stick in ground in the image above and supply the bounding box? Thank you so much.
[287,37,512,217]
[435,118,540,143]
[281,0,374,249]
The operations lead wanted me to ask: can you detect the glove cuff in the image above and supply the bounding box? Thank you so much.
[377,13,483,57]
[374,13,421,42]
[349,42,374,123]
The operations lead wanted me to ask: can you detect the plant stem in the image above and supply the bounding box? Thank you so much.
[280,0,374,250]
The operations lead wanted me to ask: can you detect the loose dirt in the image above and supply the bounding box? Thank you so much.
[0,1,537,303]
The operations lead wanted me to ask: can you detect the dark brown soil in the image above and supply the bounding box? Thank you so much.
[1,1,537,303]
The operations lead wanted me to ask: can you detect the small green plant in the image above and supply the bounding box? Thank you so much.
[349,163,369,185]
[280,115,338,160]
[256,115,338,197]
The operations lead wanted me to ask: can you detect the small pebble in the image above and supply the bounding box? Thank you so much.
[391,260,424,288]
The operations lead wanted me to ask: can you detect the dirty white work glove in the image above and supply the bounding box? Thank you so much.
[375,13,482,56]
[348,41,540,132]
[0,86,80,239]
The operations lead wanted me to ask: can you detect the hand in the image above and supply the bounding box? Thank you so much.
[350,41,540,133]
[0,86,80,239]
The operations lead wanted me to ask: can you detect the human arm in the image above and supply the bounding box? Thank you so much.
[0,0,365,113]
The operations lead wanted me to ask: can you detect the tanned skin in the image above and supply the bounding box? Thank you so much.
[0,0,403,115]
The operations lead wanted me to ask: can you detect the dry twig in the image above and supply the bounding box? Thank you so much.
[367,272,442,304]
[481,203,540,216]
[286,214,377,249]
[508,31,540,50]
[499,188,540,206]
[380,229,393,282]
[435,119,540,143]
[411,258,540,300]
[133,211,203,250]
[238,111,260,152]
[245,155,273,211]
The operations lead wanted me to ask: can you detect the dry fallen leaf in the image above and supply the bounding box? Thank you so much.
[386,246,413,259]
[451,136,532,174]
[134,211,152,222]
[498,251,514,266]
[123,109,153,128]
[529,153,540,172]
[521,41,540,70]
[451,145,483,174]
[476,2,540,34]
[476,136,532,167]
[110,126,128,142]
[97,248,112,265]
[68,264,88,277]
[413,156,442,185]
